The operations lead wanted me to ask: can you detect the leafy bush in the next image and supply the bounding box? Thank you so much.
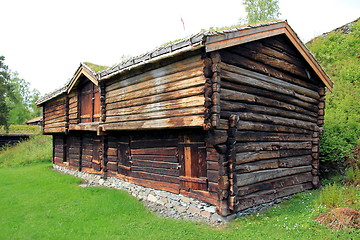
[308,19,360,170]
[320,123,360,163]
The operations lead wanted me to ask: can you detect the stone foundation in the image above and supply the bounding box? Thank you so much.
[53,165,290,225]
[53,165,225,225]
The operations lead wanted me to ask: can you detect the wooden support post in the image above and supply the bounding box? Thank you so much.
[203,54,213,130]
[65,95,69,135]
[210,52,221,129]
[78,135,82,172]
[100,81,107,123]
[100,135,108,179]
[227,114,238,210]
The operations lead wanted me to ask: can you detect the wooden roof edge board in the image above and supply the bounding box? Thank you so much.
[205,21,286,44]
[66,63,99,94]
[205,28,286,52]
[36,63,99,106]
[283,25,333,91]
[36,85,67,106]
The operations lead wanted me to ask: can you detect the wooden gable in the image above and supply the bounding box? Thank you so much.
[67,63,99,94]
[204,21,333,90]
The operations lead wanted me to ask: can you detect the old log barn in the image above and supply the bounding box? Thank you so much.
[37,21,332,216]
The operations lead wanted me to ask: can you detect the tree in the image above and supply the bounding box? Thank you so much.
[0,56,41,131]
[243,0,280,24]
[7,73,41,124]
[0,56,13,132]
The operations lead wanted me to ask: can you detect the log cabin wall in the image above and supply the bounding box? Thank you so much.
[106,130,218,205]
[102,53,206,130]
[68,90,79,125]
[43,96,67,134]
[214,35,325,212]
[53,133,103,173]
[53,129,218,205]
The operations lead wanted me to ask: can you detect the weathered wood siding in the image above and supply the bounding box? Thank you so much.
[103,55,206,130]
[68,91,78,125]
[52,130,218,205]
[43,96,67,133]
[215,35,324,212]
[53,135,65,165]
[131,131,180,191]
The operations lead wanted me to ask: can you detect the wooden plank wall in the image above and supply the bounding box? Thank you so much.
[67,135,81,171]
[216,35,323,212]
[81,134,95,171]
[51,129,219,205]
[103,55,206,130]
[68,91,79,125]
[130,131,180,190]
[53,135,65,165]
[43,96,67,133]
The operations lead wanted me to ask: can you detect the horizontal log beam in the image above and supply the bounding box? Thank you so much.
[236,165,312,187]
[220,100,317,123]
[102,115,204,130]
[107,95,204,116]
[237,172,313,196]
[106,55,202,92]
[221,88,317,117]
[236,131,313,142]
[106,85,204,110]
[220,65,318,103]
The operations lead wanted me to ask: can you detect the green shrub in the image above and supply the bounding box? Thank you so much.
[316,183,360,210]
[320,123,360,163]
[308,20,360,174]
[316,183,344,209]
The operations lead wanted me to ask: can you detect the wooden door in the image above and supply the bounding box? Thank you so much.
[93,87,100,122]
[179,133,207,191]
[117,135,130,175]
[79,81,93,123]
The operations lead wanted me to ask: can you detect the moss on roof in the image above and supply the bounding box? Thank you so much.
[83,62,109,73]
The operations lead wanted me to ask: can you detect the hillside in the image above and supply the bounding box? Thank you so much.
[307,18,360,170]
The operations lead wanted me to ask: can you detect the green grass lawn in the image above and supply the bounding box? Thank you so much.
[0,163,359,240]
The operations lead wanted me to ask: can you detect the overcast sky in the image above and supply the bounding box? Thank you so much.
[1,0,359,95]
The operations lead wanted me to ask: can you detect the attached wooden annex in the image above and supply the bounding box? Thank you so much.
[37,21,332,216]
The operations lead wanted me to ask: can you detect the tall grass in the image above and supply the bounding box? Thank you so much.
[316,183,360,210]
[0,134,52,167]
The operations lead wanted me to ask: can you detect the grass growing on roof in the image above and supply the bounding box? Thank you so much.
[0,125,41,134]
[83,62,109,73]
